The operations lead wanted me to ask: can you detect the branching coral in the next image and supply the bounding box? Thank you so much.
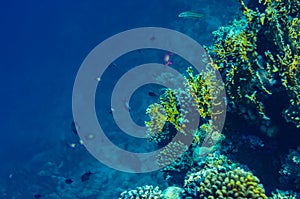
[206,0,300,131]
[145,86,196,143]
[145,66,224,143]
[119,185,162,199]
[145,103,168,142]
[145,65,226,184]
[270,189,299,199]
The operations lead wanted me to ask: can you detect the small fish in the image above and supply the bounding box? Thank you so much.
[34,194,42,199]
[9,173,13,179]
[163,52,173,66]
[65,178,73,184]
[67,143,77,149]
[148,90,158,97]
[81,170,92,182]
[178,11,203,19]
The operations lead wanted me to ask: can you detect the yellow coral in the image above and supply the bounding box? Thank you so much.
[207,0,300,129]
[145,66,225,142]
[185,167,268,198]
[155,141,188,167]
[145,103,167,139]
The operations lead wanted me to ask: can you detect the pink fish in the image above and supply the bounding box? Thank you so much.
[163,52,173,66]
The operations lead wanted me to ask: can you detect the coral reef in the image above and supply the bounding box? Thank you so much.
[145,103,168,143]
[144,66,225,183]
[280,146,300,189]
[184,167,268,198]
[161,186,184,199]
[145,66,225,143]
[145,87,194,143]
[156,124,224,186]
[206,0,300,131]
[119,153,269,199]
[121,0,300,198]
[155,141,188,168]
[119,185,162,199]
[118,185,186,199]
[270,189,299,199]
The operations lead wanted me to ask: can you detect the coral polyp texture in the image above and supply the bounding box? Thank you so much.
[182,153,268,199]
[184,167,268,199]
[155,141,188,168]
[118,185,162,199]
[207,0,300,131]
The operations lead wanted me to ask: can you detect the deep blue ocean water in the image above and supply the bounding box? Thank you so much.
[4,0,299,198]
[0,0,178,171]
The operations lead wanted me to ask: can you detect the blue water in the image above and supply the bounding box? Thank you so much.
[0,0,175,168]
[0,0,255,198]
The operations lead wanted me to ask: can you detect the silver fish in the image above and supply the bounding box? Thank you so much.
[178,11,203,19]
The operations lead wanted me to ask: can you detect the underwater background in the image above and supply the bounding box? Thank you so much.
[1,0,299,198]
